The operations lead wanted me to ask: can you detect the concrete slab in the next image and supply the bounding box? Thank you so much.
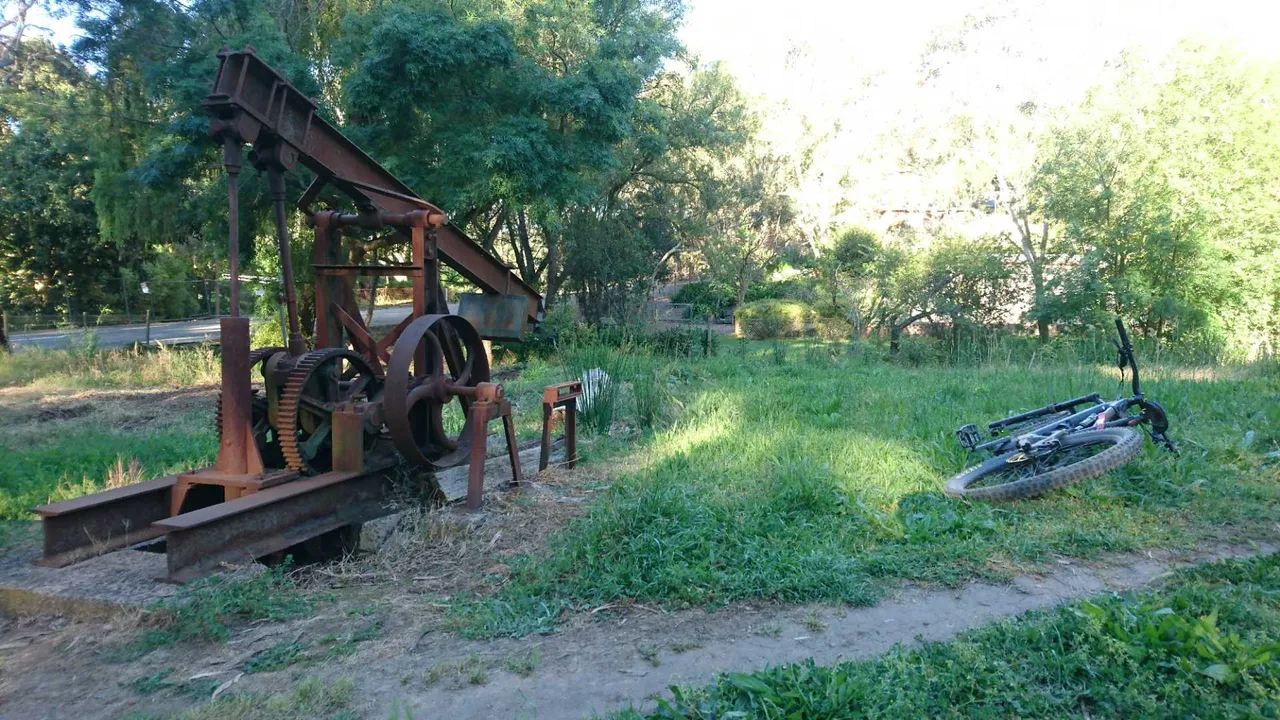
[0,544,179,618]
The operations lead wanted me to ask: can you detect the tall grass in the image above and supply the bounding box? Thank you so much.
[449,339,1280,637]
[0,340,220,389]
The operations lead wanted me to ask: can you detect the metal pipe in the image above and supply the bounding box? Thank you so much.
[268,167,306,355]
[223,137,243,317]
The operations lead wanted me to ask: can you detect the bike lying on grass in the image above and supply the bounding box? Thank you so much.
[945,318,1175,501]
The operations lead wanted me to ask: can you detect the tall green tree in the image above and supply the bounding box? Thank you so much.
[1038,42,1280,355]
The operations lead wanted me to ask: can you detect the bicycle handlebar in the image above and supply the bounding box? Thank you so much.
[1115,317,1140,396]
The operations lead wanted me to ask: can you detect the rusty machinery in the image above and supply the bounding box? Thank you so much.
[539,382,581,473]
[32,47,544,581]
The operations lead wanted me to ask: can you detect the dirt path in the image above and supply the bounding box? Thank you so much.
[356,540,1279,719]
[2,539,1275,720]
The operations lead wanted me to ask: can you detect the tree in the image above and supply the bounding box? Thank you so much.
[0,39,120,314]
[1038,42,1280,355]
[700,151,797,307]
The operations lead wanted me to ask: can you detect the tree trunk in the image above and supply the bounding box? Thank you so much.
[544,224,560,308]
[364,274,378,325]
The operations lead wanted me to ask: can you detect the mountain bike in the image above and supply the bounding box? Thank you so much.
[945,318,1175,501]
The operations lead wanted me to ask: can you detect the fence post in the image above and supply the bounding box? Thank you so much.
[1,311,9,352]
[145,309,152,345]
[82,311,88,329]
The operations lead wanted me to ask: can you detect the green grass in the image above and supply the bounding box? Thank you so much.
[0,341,221,520]
[608,553,1280,718]
[0,421,216,519]
[174,677,354,720]
[106,565,311,660]
[447,342,1280,637]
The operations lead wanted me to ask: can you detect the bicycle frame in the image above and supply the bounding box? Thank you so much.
[955,318,1174,457]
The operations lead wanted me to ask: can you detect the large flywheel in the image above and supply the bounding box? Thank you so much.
[279,348,384,473]
[385,314,490,469]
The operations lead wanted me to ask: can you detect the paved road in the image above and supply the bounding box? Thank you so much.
[10,305,431,350]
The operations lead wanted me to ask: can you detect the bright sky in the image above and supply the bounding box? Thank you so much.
[679,0,1280,215]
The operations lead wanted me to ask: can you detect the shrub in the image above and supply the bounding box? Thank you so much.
[893,335,940,367]
[814,317,852,342]
[746,275,818,304]
[646,327,718,358]
[672,281,735,319]
[735,300,814,339]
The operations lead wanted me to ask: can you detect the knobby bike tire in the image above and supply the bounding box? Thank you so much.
[944,428,1142,502]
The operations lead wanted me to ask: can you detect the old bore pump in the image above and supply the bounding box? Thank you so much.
[32,48,542,581]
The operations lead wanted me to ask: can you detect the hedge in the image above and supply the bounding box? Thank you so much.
[735,299,815,339]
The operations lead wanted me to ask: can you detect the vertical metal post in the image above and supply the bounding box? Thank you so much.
[565,397,578,469]
[466,400,492,510]
[539,402,553,472]
[122,278,131,322]
[223,137,242,317]
[145,309,152,345]
[267,168,305,356]
[330,404,365,473]
[502,403,521,487]
[214,315,262,476]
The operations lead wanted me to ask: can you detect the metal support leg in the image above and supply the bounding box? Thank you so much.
[502,401,522,487]
[466,400,493,510]
[566,397,578,469]
[539,403,553,472]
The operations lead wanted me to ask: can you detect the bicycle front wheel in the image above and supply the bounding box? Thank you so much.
[944,428,1142,502]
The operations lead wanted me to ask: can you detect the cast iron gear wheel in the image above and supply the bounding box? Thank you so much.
[278,347,382,474]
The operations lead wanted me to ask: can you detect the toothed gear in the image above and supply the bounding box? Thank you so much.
[278,348,381,474]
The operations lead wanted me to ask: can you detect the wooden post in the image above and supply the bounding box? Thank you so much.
[539,402,553,472]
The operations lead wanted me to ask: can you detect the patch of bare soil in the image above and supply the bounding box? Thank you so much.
[0,385,216,440]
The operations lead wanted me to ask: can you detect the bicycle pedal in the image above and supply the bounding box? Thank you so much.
[955,424,982,451]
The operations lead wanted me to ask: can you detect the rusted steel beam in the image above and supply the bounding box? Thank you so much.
[313,264,423,277]
[155,462,394,582]
[205,48,542,323]
[33,476,175,567]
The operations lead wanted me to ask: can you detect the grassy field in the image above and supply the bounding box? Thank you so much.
[609,552,1280,718]
[449,340,1280,636]
[2,336,1278,629]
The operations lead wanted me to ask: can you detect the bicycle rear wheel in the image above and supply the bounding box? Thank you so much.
[944,428,1142,501]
